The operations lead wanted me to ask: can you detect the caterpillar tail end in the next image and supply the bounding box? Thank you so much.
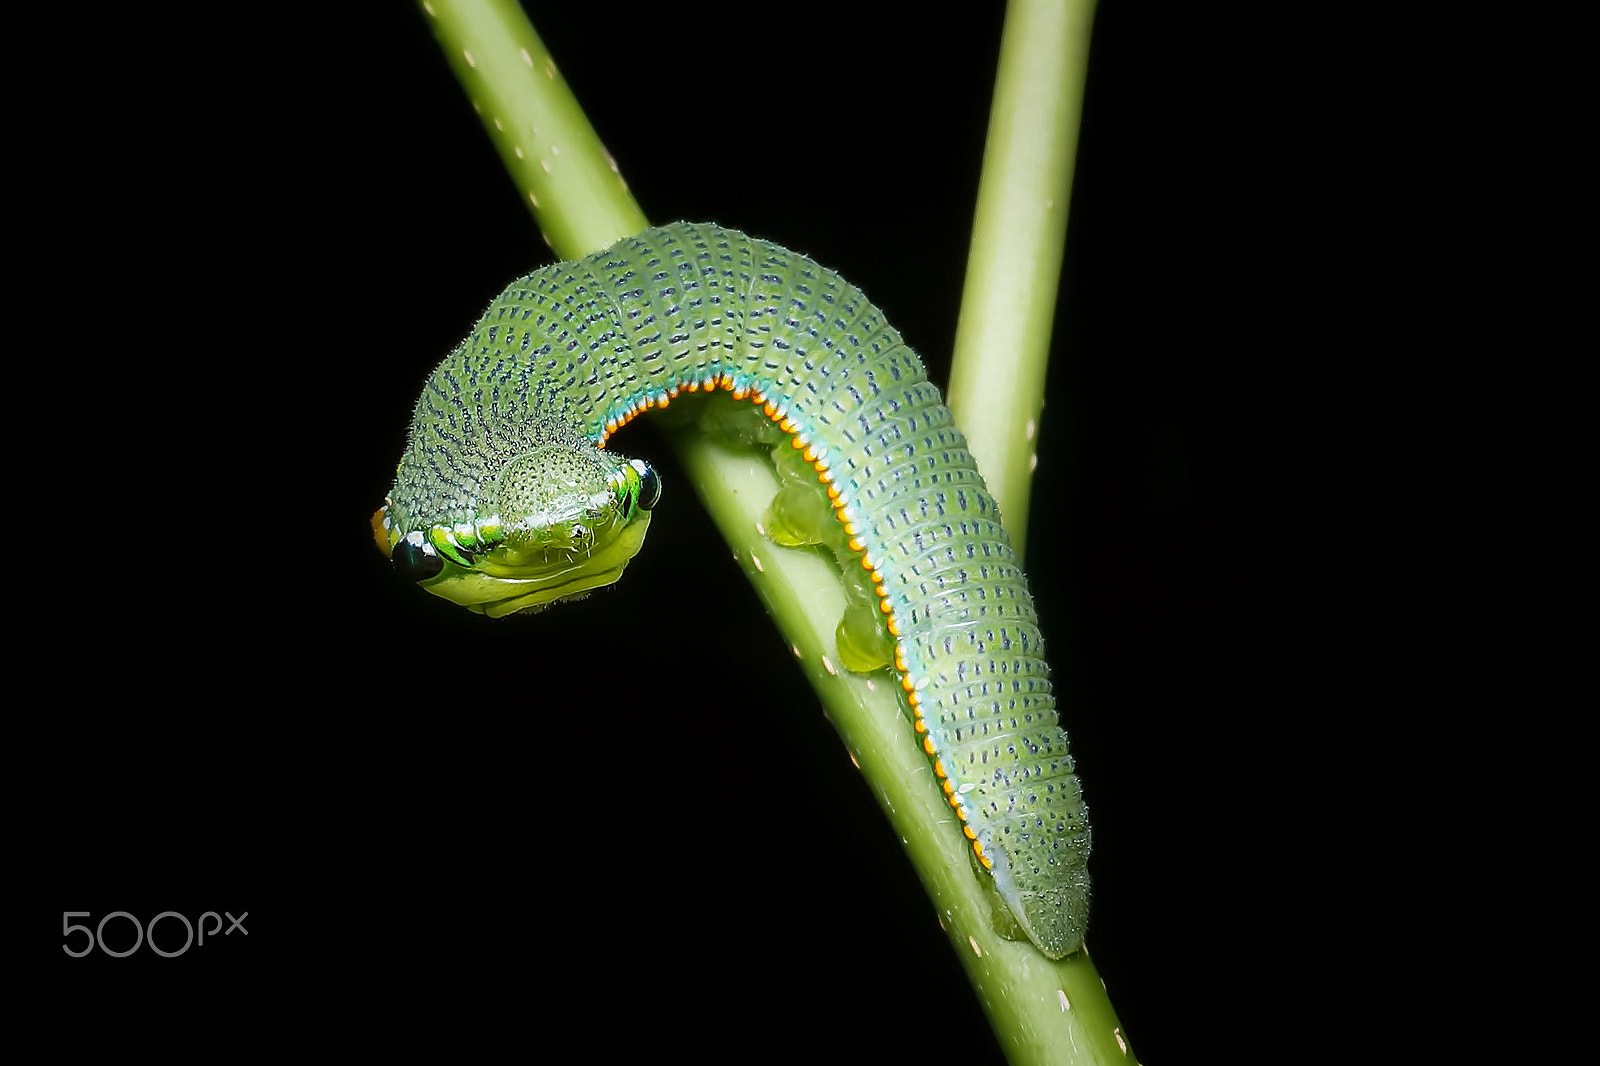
[987,845,1091,960]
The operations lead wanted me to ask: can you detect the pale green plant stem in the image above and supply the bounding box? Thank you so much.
[946,0,1098,561]
[416,3,1133,1063]
[416,0,647,255]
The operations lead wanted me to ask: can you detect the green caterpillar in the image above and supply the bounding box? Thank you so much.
[372,221,1091,958]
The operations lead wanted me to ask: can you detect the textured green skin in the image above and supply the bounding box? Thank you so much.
[380,222,1091,957]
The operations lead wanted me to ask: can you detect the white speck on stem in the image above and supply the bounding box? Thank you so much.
[462,49,475,69]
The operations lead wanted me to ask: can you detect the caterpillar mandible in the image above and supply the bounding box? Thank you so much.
[372,221,1091,958]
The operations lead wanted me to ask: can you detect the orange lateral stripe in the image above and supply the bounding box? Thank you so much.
[602,381,955,870]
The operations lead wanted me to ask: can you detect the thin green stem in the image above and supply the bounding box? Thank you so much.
[416,2,1131,1062]
[417,0,646,256]
[947,0,1098,561]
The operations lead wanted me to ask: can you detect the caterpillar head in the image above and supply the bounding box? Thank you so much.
[372,445,662,617]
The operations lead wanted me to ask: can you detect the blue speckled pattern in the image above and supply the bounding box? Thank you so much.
[385,222,1090,957]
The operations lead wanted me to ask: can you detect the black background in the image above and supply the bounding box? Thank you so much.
[36,2,1339,1058]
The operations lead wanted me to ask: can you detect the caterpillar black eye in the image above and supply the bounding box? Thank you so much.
[632,459,662,511]
[392,537,444,582]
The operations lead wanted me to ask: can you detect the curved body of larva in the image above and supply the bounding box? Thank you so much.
[376,221,1090,957]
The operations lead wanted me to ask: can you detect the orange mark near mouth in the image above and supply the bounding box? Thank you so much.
[370,506,391,557]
